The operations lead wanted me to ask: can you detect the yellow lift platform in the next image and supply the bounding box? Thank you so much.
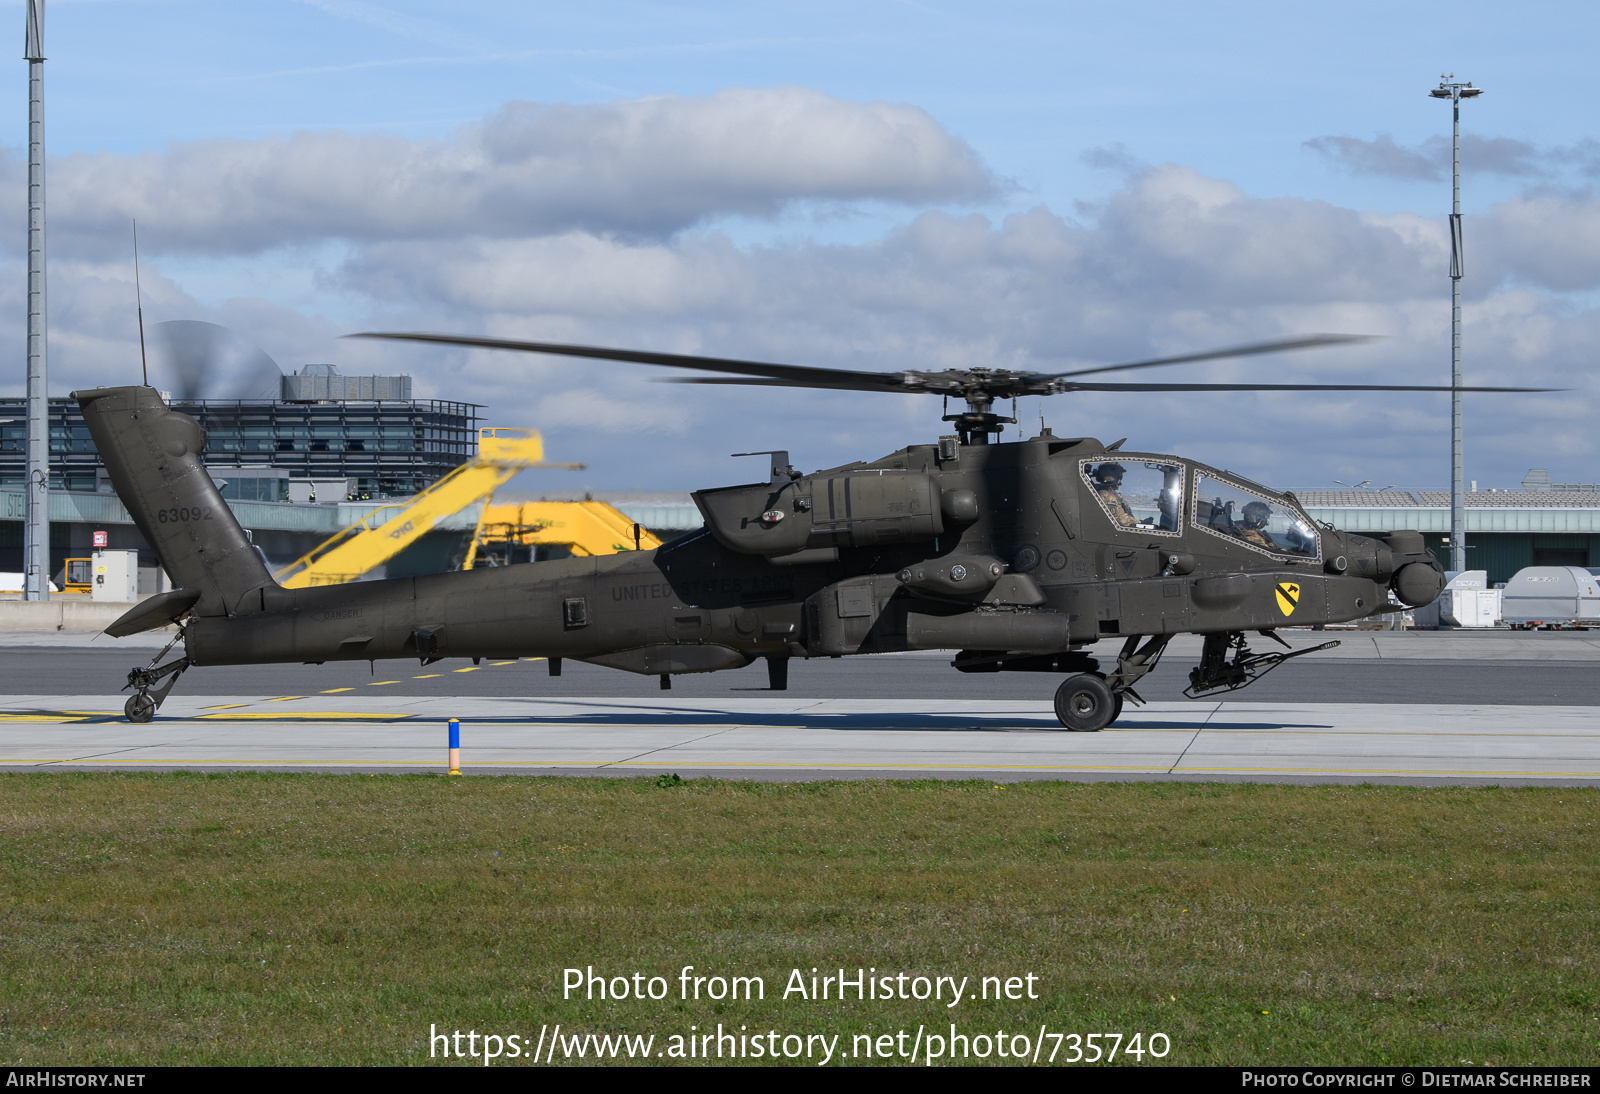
[276,427,546,589]
[467,500,663,567]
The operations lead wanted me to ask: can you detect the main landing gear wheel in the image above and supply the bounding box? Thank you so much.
[125,693,157,724]
[1054,673,1118,732]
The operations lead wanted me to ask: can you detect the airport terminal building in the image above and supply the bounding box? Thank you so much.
[1,364,480,500]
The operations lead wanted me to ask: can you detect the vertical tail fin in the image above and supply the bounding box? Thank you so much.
[75,385,273,617]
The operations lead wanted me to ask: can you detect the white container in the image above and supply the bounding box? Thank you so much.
[1414,571,1499,628]
[1442,586,1501,628]
[90,548,139,602]
[1501,566,1600,626]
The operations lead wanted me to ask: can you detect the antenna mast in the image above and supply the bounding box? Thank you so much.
[133,220,147,385]
[23,0,47,603]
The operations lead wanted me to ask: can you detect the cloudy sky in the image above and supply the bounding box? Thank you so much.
[9,0,1600,493]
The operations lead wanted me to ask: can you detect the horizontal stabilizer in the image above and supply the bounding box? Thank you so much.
[105,588,201,637]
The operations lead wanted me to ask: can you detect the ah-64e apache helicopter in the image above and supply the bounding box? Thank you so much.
[82,331,1544,729]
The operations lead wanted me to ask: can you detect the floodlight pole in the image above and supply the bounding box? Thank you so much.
[1430,75,1480,574]
[22,0,47,601]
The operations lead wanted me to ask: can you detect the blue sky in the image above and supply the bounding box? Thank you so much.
[10,0,1600,493]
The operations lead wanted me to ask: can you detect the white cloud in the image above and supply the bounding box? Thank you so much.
[1305,134,1546,181]
[14,87,995,258]
[1475,190,1600,292]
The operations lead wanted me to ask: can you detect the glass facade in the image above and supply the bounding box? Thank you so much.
[0,396,481,498]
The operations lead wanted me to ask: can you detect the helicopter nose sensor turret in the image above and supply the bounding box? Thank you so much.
[1383,531,1448,606]
[1393,562,1447,606]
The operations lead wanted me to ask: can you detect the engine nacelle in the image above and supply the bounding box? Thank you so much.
[695,470,945,556]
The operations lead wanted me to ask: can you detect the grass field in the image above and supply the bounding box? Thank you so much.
[2,773,1597,1066]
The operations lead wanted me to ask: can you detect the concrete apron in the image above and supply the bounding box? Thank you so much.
[1,695,1597,785]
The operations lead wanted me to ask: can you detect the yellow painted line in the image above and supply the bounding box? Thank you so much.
[194,712,405,721]
[523,657,547,662]
[203,703,250,710]
[414,674,443,679]
[492,661,516,666]
[3,758,437,765]
[454,667,481,673]
[262,696,306,703]
[0,714,102,723]
[321,688,355,694]
[368,680,401,686]
[392,723,812,731]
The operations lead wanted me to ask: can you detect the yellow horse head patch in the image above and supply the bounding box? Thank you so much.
[1275,582,1301,617]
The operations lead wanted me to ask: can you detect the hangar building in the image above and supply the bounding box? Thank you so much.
[1297,471,1600,584]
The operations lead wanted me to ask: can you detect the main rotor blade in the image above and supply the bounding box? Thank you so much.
[1044,334,1378,381]
[1061,381,1559,393]
[350,331,907,390]
[668,376,1559,395]
[353,330,1544,399]
[657,376,901,392]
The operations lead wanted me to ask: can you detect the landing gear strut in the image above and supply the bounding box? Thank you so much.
[1053,634,1171,732]
[123,628,191,724]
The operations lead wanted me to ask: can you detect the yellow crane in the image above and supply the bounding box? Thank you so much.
[275,427,546,588]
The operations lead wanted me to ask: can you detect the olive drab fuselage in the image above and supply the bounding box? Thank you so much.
[74,386,1445,725]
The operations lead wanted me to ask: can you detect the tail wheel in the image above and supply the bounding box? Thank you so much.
[125,693,156,724]
[1054,673,1117,732]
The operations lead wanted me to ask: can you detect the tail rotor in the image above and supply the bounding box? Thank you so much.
[155,320,283,402]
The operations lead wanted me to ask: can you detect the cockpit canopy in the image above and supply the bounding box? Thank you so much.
[1081,456,1319,560]
[1193,472,1317,558]
[1082,459,1183,534]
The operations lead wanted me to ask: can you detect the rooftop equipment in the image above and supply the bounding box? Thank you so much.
[281,363,412,402]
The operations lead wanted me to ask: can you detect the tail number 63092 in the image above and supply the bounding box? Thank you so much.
[156,506,212,523]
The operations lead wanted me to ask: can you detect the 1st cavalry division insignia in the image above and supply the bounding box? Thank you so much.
[1275,582,1301,617]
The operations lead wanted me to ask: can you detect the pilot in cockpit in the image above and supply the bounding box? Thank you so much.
[1092,463,1140,527]
[1236,500,1275,548]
